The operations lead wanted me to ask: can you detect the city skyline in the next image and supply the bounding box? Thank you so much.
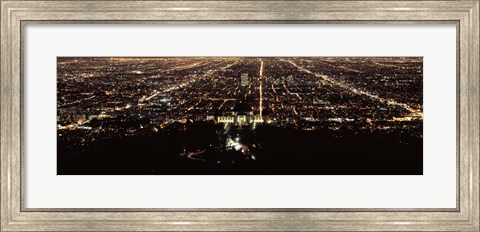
[57,57,423,175]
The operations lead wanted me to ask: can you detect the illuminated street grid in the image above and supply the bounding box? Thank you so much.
[57,57,422,159]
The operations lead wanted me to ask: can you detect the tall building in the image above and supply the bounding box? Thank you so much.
[240,73,249,87]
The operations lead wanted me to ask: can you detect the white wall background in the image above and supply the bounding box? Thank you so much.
[24,24,457,208]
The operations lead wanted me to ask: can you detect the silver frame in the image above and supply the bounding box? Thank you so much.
[1,1,479,231]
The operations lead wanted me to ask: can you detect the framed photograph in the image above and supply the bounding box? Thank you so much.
[1,0,479,231]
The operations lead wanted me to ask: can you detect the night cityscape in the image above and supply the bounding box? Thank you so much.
[57,57,423,175]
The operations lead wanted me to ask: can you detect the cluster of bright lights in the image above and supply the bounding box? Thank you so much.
[226,137,242,151]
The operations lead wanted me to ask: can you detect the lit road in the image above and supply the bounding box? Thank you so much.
[59,95,95,108]
[144,60,238,103]
[156,61,206,75]
[186,99,202,112]
[116,60,241,115]
[280,58,422,116]
[187,150,206,162]
[259,59,264,117]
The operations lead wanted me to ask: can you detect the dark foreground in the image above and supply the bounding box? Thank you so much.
[58,123,422,175]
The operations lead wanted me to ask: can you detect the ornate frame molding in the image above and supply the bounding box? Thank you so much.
[1,1,479,231]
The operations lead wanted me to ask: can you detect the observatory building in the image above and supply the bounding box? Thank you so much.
[216,101,264,126]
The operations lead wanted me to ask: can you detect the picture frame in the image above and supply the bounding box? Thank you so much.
[1,0,479,231]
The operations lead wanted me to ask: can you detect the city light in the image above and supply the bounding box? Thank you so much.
[57,57,423,175]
